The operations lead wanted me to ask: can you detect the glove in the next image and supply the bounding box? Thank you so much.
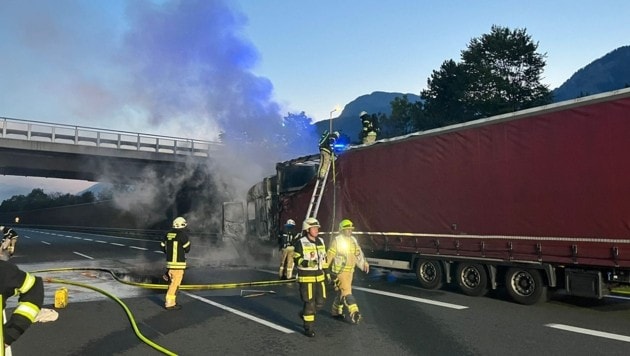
[307,260,318,268]
[326,273,332,285]
[362,262,370,274]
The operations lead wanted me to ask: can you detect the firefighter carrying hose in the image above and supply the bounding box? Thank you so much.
[1,260,44,354]
[293,217,328,337]
[0,226,19,258]
[278,219,298,280]
[160,217,191,310]
[326,219,369,324]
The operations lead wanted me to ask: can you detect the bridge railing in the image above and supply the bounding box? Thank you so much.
[0,116,221,157]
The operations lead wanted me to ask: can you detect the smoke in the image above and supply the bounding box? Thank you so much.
[1,1,320,232]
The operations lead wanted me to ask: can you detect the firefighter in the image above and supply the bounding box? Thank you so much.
[360,111,379,144]
[318,130,339,180]
[1,260,44,353]
[278,219,298,279]
[0,226,19,257]
[293,217,328,337]
[326,219,369,324]
[160,217,191,310]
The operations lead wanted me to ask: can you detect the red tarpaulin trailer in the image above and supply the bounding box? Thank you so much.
[249,88,630,304]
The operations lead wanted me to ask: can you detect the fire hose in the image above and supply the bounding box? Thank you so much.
[30,267,295,355]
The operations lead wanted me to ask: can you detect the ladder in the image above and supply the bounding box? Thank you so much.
[305,157,332,220]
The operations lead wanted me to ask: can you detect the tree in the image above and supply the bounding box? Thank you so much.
[422,25,552,125]
[385,95,425,136]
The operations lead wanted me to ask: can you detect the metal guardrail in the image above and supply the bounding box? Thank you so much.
[21,224,222,242]
[0,116,221,157]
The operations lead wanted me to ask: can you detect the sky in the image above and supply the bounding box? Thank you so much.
[1,0,629,201]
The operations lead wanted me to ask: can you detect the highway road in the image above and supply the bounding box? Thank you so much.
[5,228,630,355]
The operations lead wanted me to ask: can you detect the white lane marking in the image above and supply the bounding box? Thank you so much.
[258,268,466,309]
[183,292,294,334]
[83,238,94,241]
[154,250,163,254]
[353,286,468,310]
[95,240,107,244]
[41,241,51,245]
[73,251,94,260]
[546,324,630,343]
[605,295,630,301]
[130,246,148,251]
[110,243,125,247]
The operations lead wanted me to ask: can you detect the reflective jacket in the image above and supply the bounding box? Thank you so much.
[326,233,366,274]
[278,228,298,250]
[2,227,18,240]
[1,260,43,346]
[161,228,191,269]
[293,234,328,282]
[318,131,336,154]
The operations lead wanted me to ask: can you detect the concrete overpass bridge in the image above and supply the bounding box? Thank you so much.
[0,116,221,182]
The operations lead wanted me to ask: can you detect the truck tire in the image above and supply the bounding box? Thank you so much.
[456,263,488,297]
[415,259,443,290]
[505,267,547,305]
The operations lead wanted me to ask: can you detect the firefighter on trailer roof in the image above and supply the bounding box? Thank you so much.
[359,111,379,144]
[318,130,339,180]
[278,219,298,279]
[326,219,369,324]
[293,217,328,337]
[160,217,191,310]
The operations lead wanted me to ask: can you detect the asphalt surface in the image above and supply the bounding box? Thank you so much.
[5,229,630,355]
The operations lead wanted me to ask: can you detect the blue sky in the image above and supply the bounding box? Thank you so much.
[235,0,630,120]
[0,0,629,199]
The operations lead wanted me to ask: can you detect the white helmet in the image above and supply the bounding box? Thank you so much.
[302,217,320,231]
[359,111,368,118]
[0,226,4,231]
[172,217,187,229]
[286,219,296,226]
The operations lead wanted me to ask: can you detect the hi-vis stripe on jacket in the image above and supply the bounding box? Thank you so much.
[161,229,191,269]
[1,260,44,346]
[293,235,328,282]
[326,234,365,274]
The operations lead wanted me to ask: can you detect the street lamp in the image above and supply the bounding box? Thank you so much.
[329,108,337,134]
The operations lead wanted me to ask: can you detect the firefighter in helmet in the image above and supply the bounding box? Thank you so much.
[1,225,19,258]
[278,218,298,279]
[1,260,44,352]
[293,217,328,337]
[160,217,191,310]
[326,218,369,324]
[318,130,339,180]
[360,111,379,144]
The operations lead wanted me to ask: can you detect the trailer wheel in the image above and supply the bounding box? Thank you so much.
[505,267,547,305]
[415,259,443,290]
[456,263,488,297]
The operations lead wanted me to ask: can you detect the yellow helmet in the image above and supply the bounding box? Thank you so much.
[339,219,354,230]
[302,217,320,231]
[172,217,187,229]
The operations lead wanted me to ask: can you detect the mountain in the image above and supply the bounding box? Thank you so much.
[552,46,630,102]
[314,91,421,138]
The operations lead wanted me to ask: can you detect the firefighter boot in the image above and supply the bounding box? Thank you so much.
[303,326,315,337]
[350,312,362,325]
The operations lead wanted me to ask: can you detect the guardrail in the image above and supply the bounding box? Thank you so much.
[0,116,221,157]
[20,224,222,242]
